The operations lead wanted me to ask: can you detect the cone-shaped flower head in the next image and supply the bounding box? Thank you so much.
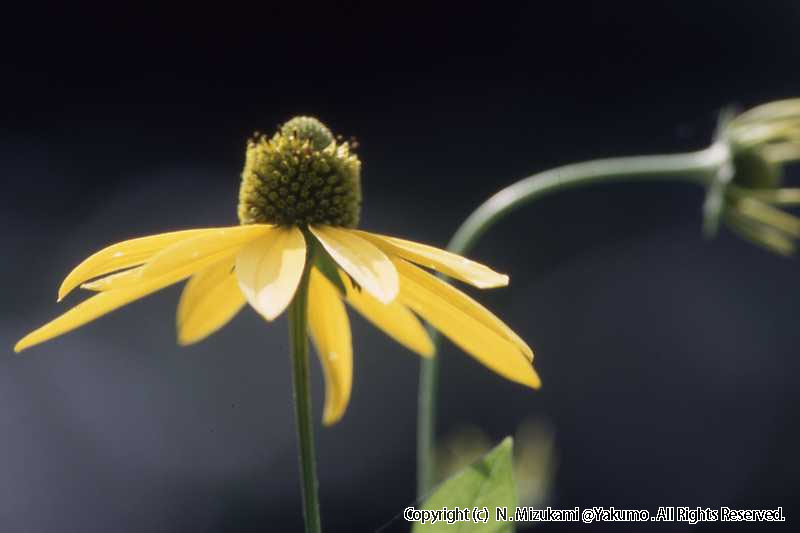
[238,116,361,227]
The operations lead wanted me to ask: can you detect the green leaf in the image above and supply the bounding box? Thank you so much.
[412,437,517,533]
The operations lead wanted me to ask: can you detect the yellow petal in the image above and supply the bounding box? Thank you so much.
[235,226,307,321]
[309,225,398,304]
[81,266,145,291]
[339,269,433,357]
[16,270,190,353]
[393,258,540,388]
[139,224,273,283]
[724,209,797,257]
[354,230,509,289]
[394,258,533,361]
[733,196,800,237]
[177,257,246,345]
[58,228,212,301]
[308,268,353,425]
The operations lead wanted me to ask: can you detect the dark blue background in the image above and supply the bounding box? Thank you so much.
[2,2,798,531]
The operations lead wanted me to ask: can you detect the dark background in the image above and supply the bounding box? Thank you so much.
[2,1,799,531]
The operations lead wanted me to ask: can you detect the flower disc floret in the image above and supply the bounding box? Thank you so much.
[238,117,361,227]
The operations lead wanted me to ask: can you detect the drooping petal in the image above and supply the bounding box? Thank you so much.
[339,269,433,357]
[393,258,540,389]
[16,270,192,352]
[354,230,509,289]
[139,224,273,283]
[176,257,246,345]
[394,258,533,361]
[307,268,353,425]
[733,195,800,237]
[309,225,398,304]
[81,266,145,291]
[58,228,213,301]
[235,226,307,321]
[724,209,796,256]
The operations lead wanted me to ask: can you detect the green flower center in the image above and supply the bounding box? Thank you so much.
[238,116,362,227]
[731,145,782,189]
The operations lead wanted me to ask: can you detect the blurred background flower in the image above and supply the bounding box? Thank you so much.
[435,420,557,518]
[705,100,800,255]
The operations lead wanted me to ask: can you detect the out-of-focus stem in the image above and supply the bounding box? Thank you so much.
[416,143,729,498]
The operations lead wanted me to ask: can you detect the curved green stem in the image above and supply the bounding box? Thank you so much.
[416,143,730,497]
[288,265,322,533]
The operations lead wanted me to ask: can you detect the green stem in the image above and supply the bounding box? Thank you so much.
[416,143,730,498]
[416,321,439,497]
[288,265,322,533]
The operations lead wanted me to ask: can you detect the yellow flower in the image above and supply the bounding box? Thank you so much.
[705,99,800,255]
[15,117,540,425]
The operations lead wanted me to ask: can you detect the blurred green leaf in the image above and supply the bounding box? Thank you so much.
[413,437,516,532]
